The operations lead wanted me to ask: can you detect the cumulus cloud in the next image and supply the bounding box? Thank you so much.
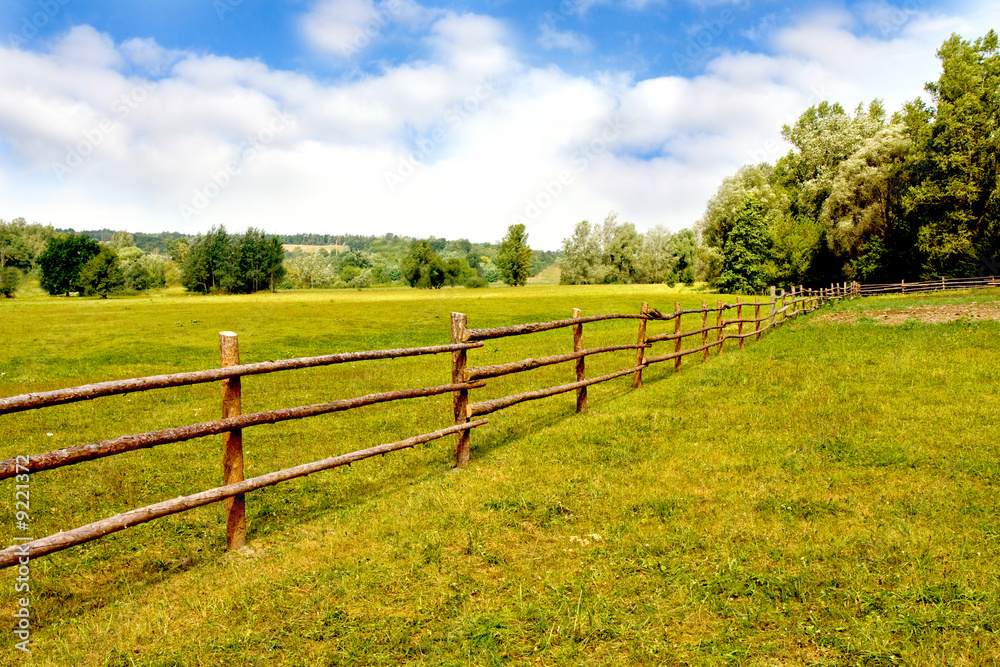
[301,0,438,57]
[0,2,994,249]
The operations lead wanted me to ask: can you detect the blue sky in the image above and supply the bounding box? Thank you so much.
[0,0,994,248]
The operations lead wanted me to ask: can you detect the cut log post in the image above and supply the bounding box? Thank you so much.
[673,303,683,372]
[633,303,649,388]
[754,297,762,341]
[573,308,587,412]
[219,332,246,551]
[716,300,724,355]
[737,297,745,350]
[701,301,710,361]
[770,286,777,328]
[451,313,471,468]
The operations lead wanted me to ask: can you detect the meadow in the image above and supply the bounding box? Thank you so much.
[0,282,998,665]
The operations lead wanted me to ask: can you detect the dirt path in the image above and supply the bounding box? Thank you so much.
[814,301,1000,325]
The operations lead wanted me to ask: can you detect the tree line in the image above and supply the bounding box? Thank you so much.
[0,219,551,297]
[559,212,697,285]
[695,30,1000,292]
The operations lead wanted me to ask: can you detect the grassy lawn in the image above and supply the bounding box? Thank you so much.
[1,284,998,665]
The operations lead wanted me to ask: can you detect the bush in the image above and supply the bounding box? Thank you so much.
[465,275,489,289]
[79,247,125,298]
[0,267,21,298]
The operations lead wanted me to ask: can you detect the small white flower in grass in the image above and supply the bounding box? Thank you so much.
[46,433,54,436]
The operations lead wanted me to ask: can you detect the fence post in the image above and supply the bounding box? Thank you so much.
[716,300,724,355]
[633,303,649,388]
[219,332,246,551]
[769,286,776,328]
[573,308,587,412]
[673,302,683,372]
[451,313,471,468]
[702,301,710,361]
[754,296,762,341]
[737,296,745,350]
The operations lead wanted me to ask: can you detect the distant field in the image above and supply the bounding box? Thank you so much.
[528,264,561,285]
[1,286,998,664]
[282,243,350,253]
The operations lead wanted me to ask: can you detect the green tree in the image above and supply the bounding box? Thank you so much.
[671,228,698,284]
[402,240,446,288]
[79,247,125,298]
[717,199,772,294]
[38,233,101,295]
[497,224,533,286]
[905,31,1000,277]
[696,164,790,283]
[181,226,233,293]
[0,268,21,298]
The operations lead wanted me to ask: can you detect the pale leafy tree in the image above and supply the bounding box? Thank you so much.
[822,124,912,259]
[559,220,600,284]
[287,252,335,288]
[637,225,675,284]
[497,224,533,287]
[696,163,789,282]
[602,218,643,284]
[778,100,887,220]
[697,164,789,247]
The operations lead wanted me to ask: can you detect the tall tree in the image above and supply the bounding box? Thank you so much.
[821,124,912,280]
[559,220,600,284]
[181,226,233,293]
[905,30,1000,277]
[38,233,101,296]
[497,224,533,287]
[716,199,772,294]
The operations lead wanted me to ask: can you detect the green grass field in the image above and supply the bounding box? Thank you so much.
[1,283,999,665]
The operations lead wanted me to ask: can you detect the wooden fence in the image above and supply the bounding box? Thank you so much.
[856,275,999,297]
[0,283,859,569]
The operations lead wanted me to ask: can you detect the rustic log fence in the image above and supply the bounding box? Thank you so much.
[20,275,988,570]
[856,275,998,297]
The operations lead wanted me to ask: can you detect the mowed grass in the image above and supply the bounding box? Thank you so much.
[1,284,998,665]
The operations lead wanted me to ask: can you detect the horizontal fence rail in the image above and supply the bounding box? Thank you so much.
[0,381,485,481]
[0,342,484,416]
[7,274,994,569]
[856,275,998,296]
[0,420,488,569]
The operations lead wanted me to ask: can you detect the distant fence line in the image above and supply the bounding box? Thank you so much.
[2,276,993,569]
[856,275,998,297]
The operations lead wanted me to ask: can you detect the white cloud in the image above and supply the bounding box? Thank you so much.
[538,23,591,54]
[301,0,438,58]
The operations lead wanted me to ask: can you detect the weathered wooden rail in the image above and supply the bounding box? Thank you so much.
[0,282,863,570]
[856,275,998,296]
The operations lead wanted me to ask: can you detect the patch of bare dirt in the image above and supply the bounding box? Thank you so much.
[813,301,1000,325]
